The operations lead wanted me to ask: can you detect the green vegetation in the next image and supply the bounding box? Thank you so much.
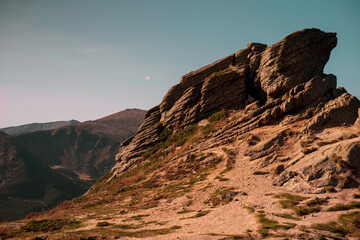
[129,214,150,221]
[244,206,255,213]
[205,187,238,206]
[327,202,360,212]
[189,210,210,218]
[312,221,348,236]
[21,219,80,232]
[202,124,214,135]
[215,176,229,181]
[273,213,301,221]
[74,225,181,238]
[338,211,360,236]
[311,211,360,237]
[96,221,111,227]
[208,110,229,122]
[275,193,320,216]
[115,224,141,230]
[256,212,296,237]
[177,209,195,214]
[144,125,198,159]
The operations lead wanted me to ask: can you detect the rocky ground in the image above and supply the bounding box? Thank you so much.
[1,28,360,239]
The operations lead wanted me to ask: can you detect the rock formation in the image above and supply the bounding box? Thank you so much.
[113,28,360,177]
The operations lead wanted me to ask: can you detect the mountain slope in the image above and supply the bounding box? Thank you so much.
[1,120,80,136]
[0,131,85,221]
[14,109,146,188]
[2,29,360,240]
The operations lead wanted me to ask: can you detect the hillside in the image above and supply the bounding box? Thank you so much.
[0,109,146,222]
[14,109,146,188]
[2,29,360,240]
[0,131,85,222]
[1,120,80,136]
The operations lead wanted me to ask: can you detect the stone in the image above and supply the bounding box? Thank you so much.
[198,66,247,117]
[274,164,285,174]
[302,93,360,133]
[198,119,210,127]
[338,141,360,169]
[258,28,337,99]
[247,42,267,52]
[354,109,360,130]
[160,53,234,113]
[113,106,162,174]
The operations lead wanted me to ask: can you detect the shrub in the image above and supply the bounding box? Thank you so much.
[327,202,360,212]
[312,221,348,236]
[208,110,229,122]
[97,221,111,227]
[21,219,78,232]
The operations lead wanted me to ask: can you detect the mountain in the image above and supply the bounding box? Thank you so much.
[1,120,80,136]
[2,29,360,239]
[14,109,146,188]
[0,109,146,222]
[0,131,85,221]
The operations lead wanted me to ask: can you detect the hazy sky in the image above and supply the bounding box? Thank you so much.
[1,0,359,128]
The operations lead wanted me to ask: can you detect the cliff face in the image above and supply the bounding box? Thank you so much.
[113,29,359,175]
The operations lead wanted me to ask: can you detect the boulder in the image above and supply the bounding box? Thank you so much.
[258,28,337,99]
[302,93,360,133]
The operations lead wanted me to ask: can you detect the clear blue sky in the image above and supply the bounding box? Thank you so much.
[1,0,359,128]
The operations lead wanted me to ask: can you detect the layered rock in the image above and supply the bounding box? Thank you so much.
[258,28,337,99]
[113,28,360,177]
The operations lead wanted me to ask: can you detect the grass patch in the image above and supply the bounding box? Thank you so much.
[130,214,150,221]
[312,211,360,237]
[202,124,215,135]
[96,221,111,227]
[115,224,141,230]
[273,213,301,221]
[244,206,255,213]
[177,209,195,214]
[215,176,229,181]
[327,202,360,212]
[256,212,296,237]
[144,125,198,159]
[189,210,210,218]
[338,211,360,236]
[208,110,229,122]
[205,187,238,207]
[275,193,319,216]
[21,219,80,232]
[76,225,181,238]
[312,221,348,236]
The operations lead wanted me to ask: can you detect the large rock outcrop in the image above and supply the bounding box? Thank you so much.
[113,28,360,176]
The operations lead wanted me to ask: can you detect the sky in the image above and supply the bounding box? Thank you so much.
[1,0,360,128]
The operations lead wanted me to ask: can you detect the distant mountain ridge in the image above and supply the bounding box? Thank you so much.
[1,120,80,136]
[15,109,147,187]
[0,108,146,221]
